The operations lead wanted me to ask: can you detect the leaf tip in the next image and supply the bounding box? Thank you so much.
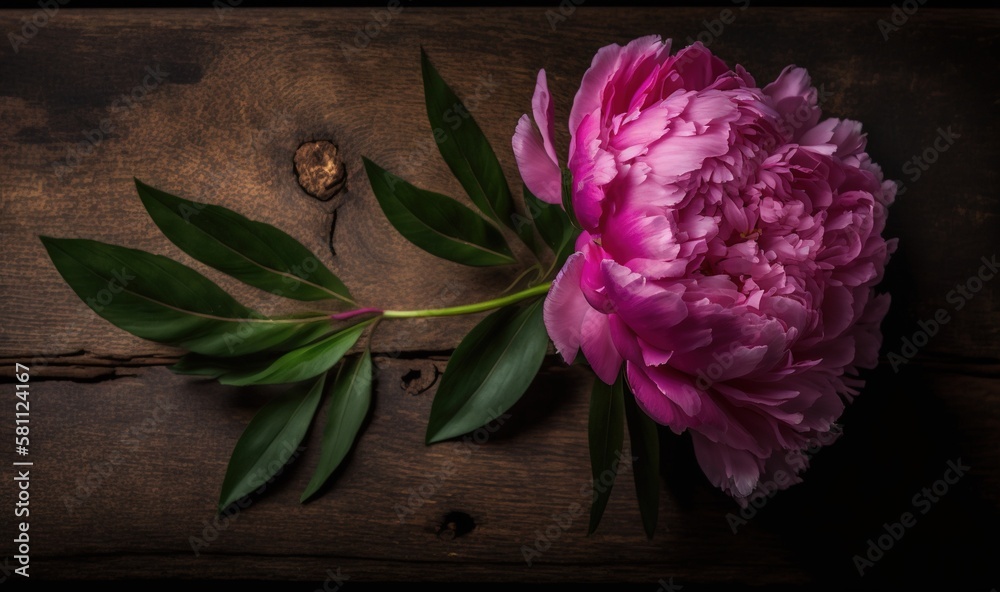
[216,375,241,387]
[133,177,153,195]
[299,488,316,504]
[38,235,66,258]
[424,428,445,446]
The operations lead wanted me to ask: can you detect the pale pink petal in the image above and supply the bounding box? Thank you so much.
[512,114,562,203]
[691,432,761,499]
[531,69,559,165]
[542,253,589,363]
[830,119,867,158]
[763,65,815,105]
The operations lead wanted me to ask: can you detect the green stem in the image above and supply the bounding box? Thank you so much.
[540,253,563,282]
[382,282,552,319]
[500,263,542,296]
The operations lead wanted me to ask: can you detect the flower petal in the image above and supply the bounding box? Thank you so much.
[626,361,694,432]
[512,114,562,204]
[569,35,668,137]
[601,260,690,351]
[542,253,589,363]
[691,432,761,499]
[580,307,622,384]
[531,69,560,166]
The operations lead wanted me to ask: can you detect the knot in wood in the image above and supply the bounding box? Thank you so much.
[294,140,346,201]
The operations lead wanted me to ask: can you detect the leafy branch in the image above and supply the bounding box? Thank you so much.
[39,49,656,536]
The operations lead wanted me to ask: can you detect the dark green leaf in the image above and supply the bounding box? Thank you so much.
[425,299,547,444]
[421,49,514,230]
[523,185,579,268]
[301,350,373,502]
[623,378,660,539]
[588,373,626,535]
[561,168,581,230]
[219,321,370,386]
[40,237,331,357]
[362,157,515,266]
[513,206,541,258]
[170,352,275,379]
[218,374,326,511]
[135,179,353,304]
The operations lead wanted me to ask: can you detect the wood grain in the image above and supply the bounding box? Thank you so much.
[0,6,998,587]
[19,361,1000,585]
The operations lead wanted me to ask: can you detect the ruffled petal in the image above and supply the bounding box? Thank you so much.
[569,35,669,137]
[691,432,762,499]
[542,253,590,363]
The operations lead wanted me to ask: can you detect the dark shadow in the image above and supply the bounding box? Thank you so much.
[739,362,1000,590]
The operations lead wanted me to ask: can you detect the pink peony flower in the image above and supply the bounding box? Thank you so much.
[513,36,896,503]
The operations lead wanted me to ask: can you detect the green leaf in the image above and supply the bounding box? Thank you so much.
[301,350,373,502]
[622,378,660,539]
[588,373,626,535]
[421,49,514,231]
[135,179,353,304]
[362,157,515,266]
[561,168,581,230]
[513,206,541,258]
[170,352,275,379]
[425,299,547,444]
[523,185,579,268]
[40,237,332,357]
[219,321,370,386]
[218,374,326,511]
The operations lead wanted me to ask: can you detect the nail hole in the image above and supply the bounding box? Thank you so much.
[438,511,476,540]
[401,365,439,396]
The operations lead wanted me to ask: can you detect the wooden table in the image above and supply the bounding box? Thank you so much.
[1,7,997,589]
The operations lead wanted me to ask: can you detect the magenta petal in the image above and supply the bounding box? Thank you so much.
[570,111,618,230]
[670,42,733,91]
[569,35,668,134]
[627,362,682,429]
[600,260,689,350]
[512,115,562,204]
[522,37,895,503]
[644,364,702,416]
[542,253,590,364]
[580,307,622,384]
[602,207,680,265]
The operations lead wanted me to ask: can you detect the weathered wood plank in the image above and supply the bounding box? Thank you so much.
[1,8,999,364]
[12,360,1000,585]
[0,7,998,588]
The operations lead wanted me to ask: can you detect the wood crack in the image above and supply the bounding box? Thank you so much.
[2,349,998,384]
